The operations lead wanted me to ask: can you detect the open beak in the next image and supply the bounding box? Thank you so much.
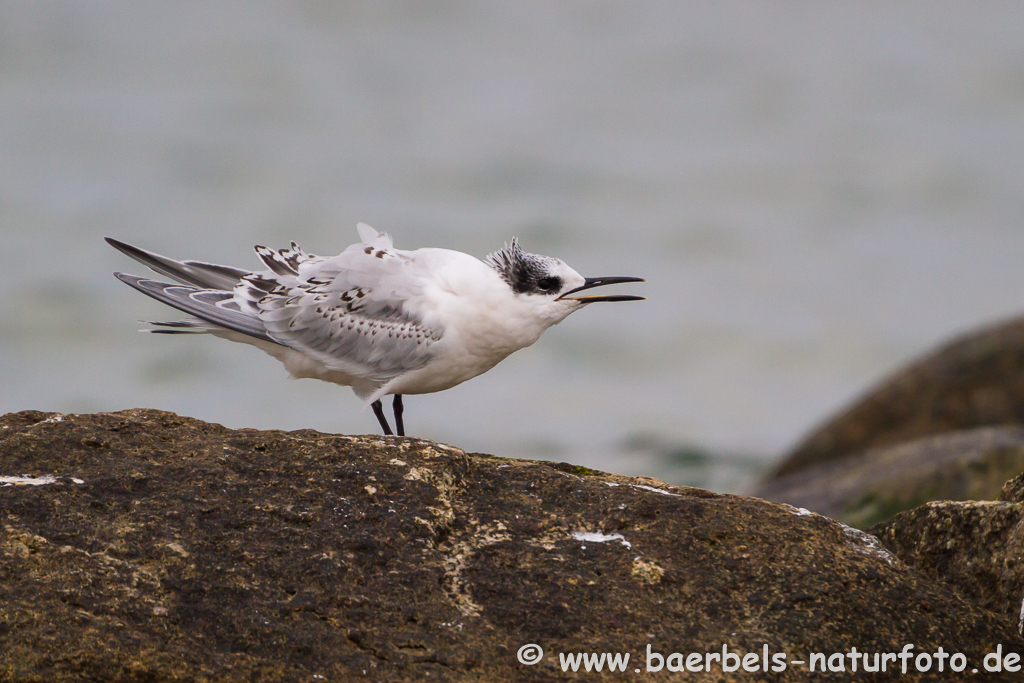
[558,276,646,303]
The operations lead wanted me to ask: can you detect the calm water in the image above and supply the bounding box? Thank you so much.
[3,2,1024,492]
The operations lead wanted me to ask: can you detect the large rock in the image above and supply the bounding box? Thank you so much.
[775,315,1024,477]
[871,497,1024,635]
[753,427,1024,528]
[2,410,1023,681]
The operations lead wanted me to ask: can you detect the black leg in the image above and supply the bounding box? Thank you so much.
[393,394,405,437]
[371,399,393,435]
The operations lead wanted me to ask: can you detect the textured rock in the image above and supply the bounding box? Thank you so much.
[871,499,1024,635]
[2,410,1023,681]
[1001,472,1024,503]
[775,315,1024,477]
[754,427,1024,528]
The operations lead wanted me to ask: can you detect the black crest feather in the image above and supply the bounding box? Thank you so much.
[485,238,561,294]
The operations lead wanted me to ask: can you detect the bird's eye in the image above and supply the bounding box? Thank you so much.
[536,276,561,293]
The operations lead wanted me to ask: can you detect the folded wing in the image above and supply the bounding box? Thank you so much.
[108,224,443,383]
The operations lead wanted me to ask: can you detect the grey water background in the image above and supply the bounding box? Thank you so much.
[3,2,1024,493]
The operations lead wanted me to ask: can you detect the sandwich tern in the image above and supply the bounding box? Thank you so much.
[107,224,644,436]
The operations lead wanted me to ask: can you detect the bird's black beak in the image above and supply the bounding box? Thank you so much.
[558,276,646,303]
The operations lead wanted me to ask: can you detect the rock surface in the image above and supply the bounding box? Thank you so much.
[871,499,1024,636]
[2,409,1023,681]
[774,315,1024,477]
[754,427,1024,528]
[1001,472,1024,503]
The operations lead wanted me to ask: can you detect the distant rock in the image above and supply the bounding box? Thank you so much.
[871,498,1024,635]
[774,315,1024,477]
[753,427,1024,528]
[2,410,1022,681]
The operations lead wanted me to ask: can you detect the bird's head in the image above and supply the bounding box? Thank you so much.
[485,238,644,325]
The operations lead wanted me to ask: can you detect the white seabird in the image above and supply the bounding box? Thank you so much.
[107,223,644,436]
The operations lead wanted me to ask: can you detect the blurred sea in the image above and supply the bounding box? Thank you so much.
[3,2,1024,493]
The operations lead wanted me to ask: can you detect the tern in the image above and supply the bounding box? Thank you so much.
[107,223,644,436]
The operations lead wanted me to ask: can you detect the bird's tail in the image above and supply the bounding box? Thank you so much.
[143,318,216,335]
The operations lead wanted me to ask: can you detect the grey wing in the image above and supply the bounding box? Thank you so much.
[109,229,441,382]
[237,237,443,381]
[114,273,278,343]
[107,236,324,343]
[243,274,442,381]
[106,238,251,290]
